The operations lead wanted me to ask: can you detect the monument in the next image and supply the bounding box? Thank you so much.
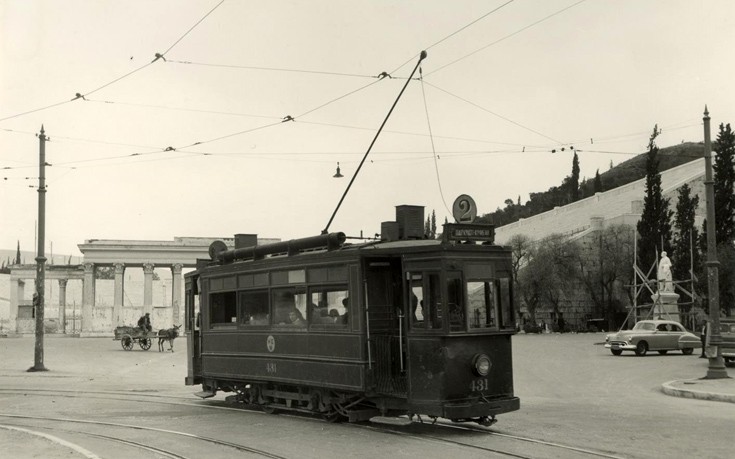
[652,251,680,321]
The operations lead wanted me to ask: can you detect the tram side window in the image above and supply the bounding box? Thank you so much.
[210,291,237,326]
[272,288,307,328]
[409,273,443,330]
[467,281,497,329]
[240,290,269,325]
[308,286,349,326]
[498,276,514,329]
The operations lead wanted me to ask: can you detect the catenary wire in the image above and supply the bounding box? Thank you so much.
[420,67,452,215]
[426,0,588,77]
[161,0,225,56]
[423,80,563,144]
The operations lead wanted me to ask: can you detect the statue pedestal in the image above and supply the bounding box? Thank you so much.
[652,291,680,322]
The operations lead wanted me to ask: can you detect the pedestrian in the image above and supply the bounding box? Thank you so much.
[700,320,707,358]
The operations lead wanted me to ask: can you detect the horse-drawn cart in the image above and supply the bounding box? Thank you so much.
[113,326,158,351]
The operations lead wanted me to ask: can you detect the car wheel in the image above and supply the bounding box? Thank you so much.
[681,348,694,355]
[634,341,648,356]
[658,350,668,355]
[611,349,623,356]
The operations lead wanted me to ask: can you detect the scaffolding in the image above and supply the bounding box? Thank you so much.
[624,234,698,331]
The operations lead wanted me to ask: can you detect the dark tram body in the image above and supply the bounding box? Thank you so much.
[184,206,520,425]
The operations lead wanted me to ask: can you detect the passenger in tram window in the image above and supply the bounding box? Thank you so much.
[340,297,350,324]
[329,309,340,322]
[289,308,306,325]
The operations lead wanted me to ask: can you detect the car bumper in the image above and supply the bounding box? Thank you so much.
[605,343,635,351]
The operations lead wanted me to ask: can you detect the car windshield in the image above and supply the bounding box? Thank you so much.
[633,322,655,331]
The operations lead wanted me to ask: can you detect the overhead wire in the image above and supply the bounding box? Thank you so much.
[426,0,588,77]
[388,0,516,76]
[423,80,563,144]
[161,0,225,56]
[0,0,224,123]
[167,59,377,79]
[419,66,452,215]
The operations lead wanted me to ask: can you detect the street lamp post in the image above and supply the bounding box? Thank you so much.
[702,107,728,379]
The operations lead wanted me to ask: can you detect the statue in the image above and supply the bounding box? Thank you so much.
[657,251,673,292]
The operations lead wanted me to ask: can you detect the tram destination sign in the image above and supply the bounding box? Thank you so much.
[443,223,495,243]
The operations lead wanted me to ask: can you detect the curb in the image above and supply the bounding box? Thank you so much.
[661,379,735,404]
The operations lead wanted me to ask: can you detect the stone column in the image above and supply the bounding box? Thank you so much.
[82,262,95,333]
[58,279,68,333]
[171,264,183,326]
[8,279,23,332]
[143,263,155,314]
[113,263,125,326]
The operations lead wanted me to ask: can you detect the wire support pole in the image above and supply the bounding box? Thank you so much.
[322,51,427,234]
[31,125,48,372]
[701,107,728,379]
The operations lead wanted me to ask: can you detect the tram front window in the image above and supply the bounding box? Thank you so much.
[467,281,497,329]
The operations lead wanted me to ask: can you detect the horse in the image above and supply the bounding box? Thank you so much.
[158,324,181,352]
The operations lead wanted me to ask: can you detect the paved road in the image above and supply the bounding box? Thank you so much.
[0,333,732,458]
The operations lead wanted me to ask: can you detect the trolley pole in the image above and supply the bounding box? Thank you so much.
[29,125,48,372]
[702,107,727,379]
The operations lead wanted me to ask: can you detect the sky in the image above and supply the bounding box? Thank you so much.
[2,0,735,257]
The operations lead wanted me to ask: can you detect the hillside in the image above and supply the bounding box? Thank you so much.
[480,142,706,226]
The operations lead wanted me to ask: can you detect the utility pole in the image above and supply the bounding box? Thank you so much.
[29,125,48,372]
[702,107,727,379]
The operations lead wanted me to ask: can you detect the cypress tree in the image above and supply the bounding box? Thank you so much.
[594,169,602,193]
[571,151,580,201]
[713,123,735,245]
[637,125,674,280]
[672,184,701,325]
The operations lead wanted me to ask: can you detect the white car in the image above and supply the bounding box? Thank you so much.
[605,320,701,356]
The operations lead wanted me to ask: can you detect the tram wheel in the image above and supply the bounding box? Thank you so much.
[139,338,152,351]
[657,350,668,355]
[121,335,133,351]
[262,405,278,415]
[322,411,345,423]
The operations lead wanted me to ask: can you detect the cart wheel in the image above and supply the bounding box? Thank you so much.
[121,335,134,351]
[139,338,152,351]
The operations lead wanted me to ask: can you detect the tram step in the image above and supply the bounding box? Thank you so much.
[369,416,412,426]
[194,390,216,399]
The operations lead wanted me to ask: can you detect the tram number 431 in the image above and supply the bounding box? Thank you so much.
[470,378,488,392]
[266,362,277,374]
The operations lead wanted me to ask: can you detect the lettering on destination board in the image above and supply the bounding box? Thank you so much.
[443,223,495,243]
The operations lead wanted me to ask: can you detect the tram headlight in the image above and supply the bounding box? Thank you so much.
[472,354,492,377]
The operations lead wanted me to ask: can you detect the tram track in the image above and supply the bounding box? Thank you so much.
[0,413,289,459]
[1,388,625,459]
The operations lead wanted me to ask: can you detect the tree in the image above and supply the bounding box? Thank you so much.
[571,151,580,201]
[508,234,533,322]
[671,184,701,327]
[713,123,735,245]
[577,224,636,329]
[594,169,602,193]
[424,210,438,239]
[15,241,21,265]
[536,234,580,324]
[636,125,673,287]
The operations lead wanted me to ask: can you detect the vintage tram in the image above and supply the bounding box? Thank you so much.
[184,205,520,425]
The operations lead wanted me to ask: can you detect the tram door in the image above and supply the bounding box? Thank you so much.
[185,276,202,385]
[365,257,406,395]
